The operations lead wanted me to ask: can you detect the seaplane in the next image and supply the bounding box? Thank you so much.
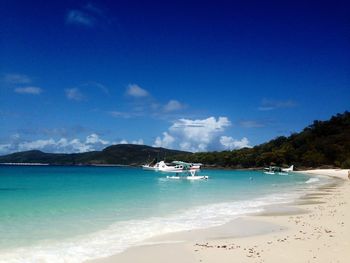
[281,165,294,172]
[142,160,202,172]
[166,161,208,180]
[264,165,294,175]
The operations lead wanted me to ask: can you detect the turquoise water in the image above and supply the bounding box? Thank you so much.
[0,166,331,262]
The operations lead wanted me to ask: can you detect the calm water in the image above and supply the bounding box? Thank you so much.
[0,165,331,262]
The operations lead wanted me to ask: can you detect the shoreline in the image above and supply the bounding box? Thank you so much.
[88,169,350,263]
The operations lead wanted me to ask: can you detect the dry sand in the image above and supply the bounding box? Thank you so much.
[88,169,350,263]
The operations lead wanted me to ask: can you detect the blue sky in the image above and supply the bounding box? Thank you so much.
[0,0,349,154]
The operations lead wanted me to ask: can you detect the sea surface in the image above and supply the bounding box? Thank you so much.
[0,165,332,262]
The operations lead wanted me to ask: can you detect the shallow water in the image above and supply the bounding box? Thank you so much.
[0,165,332,262]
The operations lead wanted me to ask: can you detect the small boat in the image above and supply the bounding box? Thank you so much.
[142,158,159,171]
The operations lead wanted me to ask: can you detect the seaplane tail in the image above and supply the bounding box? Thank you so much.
[282,165,294,172]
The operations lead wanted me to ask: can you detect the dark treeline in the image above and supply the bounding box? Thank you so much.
[168,112,350,169]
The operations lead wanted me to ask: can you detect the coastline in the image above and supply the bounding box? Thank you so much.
[88,169,350,263]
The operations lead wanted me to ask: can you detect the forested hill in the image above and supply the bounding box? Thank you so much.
[170,111,350,169]
[0,144,189,165]
[1,112,349,168]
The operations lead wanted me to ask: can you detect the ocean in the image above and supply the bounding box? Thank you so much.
[0,165,332,262]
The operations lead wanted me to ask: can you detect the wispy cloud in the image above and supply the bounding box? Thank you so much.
[14,87,43,95]
[65,3,107,28]
[3,73,44,95]
[163,100,185,112]
[258,98,297,111]
[66,10,95,27]
[109,111,136,118]
[126,84,149,97]
[109,84,187,119]
[84,2,103,15]
[239,120,265,128]
[3,73,31,84]
[65,88,85,101]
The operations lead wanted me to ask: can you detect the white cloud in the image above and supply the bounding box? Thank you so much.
[126,84,149,97]
[153,116,251,152]
[153,117,239,152]
[170,117,231,151]
[112,139,144,145]
[14,87,43,95]
[66,10,95,27]
[65,88,85,101]
[153,132,175,148]
[0,134,111,154]
[3,73,31,84]
[132,139,144,145]
[219,136,250,150]
[86,133,109,145]
[163,100,185,112]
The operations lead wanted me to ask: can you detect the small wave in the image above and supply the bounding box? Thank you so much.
[305,178,320,184]
[0,191,301,263]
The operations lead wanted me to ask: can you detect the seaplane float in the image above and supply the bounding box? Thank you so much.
[165,161,208,180]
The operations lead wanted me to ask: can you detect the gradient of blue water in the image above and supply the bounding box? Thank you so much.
[0,165,324,260]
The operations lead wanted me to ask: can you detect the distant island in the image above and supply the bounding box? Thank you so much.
[0,144,189,166]
[0,111,349,169]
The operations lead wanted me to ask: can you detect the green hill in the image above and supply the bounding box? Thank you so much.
[1,112,349,168]
[0,144,189,165]
[170,111,350,169]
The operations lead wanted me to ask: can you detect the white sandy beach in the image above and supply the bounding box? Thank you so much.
[88,169,350,263]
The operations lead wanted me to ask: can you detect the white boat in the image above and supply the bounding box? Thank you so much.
[142,164,158,170]
[142,158,159,171]
[166,170,209,180]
